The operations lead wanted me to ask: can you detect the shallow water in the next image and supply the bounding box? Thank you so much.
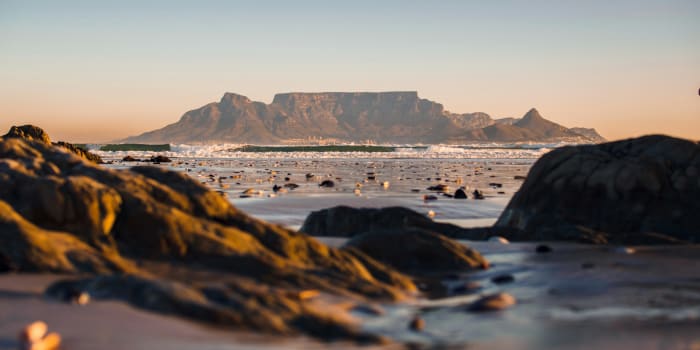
[90,153,700,348]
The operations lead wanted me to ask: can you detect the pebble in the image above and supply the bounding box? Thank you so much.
[427,210,436,218]
[491,274,515,284]
[613,247,636,254]
[423,195,438,201]
[318,180,335,188]
[468,293,517,312]
[488,236,509,244]
[409,316,425,331]
[19,321,61,350]
[472,189,485,200]
[535,244,552,253]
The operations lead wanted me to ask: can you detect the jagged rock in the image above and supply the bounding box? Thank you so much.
[148,155,171,163]
[4,125,51,144]
[122,155,138,162]
[319,180,335,188]
[3,125,103,164]
[496,135,700,244]
[0,134,422,342]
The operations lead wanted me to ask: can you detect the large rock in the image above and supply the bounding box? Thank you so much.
[300,205,516,241]
[0,133,421,342]
[495,135,700,244]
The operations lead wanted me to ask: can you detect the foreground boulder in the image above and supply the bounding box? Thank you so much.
[0,132,422,342]
[3,125,103,164]
[496,135,700,244]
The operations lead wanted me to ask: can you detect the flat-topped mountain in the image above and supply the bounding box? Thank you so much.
[124,92,604,144]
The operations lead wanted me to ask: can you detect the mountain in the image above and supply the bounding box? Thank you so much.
[124,92,604,144]
[570,127,607,143]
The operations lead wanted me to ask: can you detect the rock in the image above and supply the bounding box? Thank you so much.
[472,190,485,200]
[468,293,516,312]
[454,188,468,199]
[0,133,421,342]
[535,244,552,253]
[319,180,335,188]
[491,274,515,284]
[427,184,449,192]
[284,183,299,190]
[19,321,61,350]
[488,236,509,244]
[409,316,425,331]
[122,155,138,162]
[149,155,171,163]
[54,141,104,164]
[488,182,503,188]
[299,206,524,242]
[305,173,315,180]
[495,135,700,244]
[423,195,438,201]
[514,175,526,180]
[343,229,488,272]
[19,321,47,343]
[3,125,103,164]
[3,125,51,144]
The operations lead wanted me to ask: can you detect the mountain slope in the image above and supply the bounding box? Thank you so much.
[124,92,602,144]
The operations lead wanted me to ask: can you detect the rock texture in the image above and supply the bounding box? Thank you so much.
[0,128,429,342]
[123,92,604,144]
[495,135,700,244]
[3,125,103,164]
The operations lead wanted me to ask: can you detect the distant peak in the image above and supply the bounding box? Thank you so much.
[220,92,252,105]
[522,108,543,121]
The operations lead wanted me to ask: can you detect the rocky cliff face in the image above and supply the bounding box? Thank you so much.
[124,92,604,144]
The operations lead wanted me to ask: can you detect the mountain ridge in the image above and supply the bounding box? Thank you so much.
[124,92,605,144]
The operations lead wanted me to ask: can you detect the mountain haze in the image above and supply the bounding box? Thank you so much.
[124,92,604,144]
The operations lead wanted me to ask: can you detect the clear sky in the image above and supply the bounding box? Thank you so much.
[1,0,698,142]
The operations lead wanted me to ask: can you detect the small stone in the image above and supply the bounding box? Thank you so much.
[427,210,436,218]
[409,316,425,331]
[468,293,516,312]
[319,180,335,188]
[488,236,509,244]
[472,189,485,200]
[491,274,515,284]
[454,188,468,199]
[19,321,47,343]
[423,195,438,201]
[535,245,552,253]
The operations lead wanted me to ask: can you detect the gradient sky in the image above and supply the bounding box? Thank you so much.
[1,0,698,143]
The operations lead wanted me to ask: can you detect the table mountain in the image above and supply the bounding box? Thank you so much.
[124,92,604,144]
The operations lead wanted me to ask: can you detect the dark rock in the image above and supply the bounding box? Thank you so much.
[472,190,485,200]
[343,229,488,272]
[3,125,51,144]
[305,173,314,180]
[514,175,526,180]
[272,184,282,192]
[299,206,526,242]
[454,188,468,199]
[409,316,425,332]
[319,180,335,188]
[491,274,515,284]
[149,155,171,163]
[427,184,449,192]
[284,183,299,190]
[423,195,438,201]
[495,135,700,244]
[54,142,104,164]
[122,155,138,162]
[535,244,552,253]
[488,183,503,188]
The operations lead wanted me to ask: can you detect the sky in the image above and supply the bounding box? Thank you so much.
[1,0,698,143]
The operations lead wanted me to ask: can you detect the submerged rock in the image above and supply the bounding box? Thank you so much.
[495,135,700,244]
